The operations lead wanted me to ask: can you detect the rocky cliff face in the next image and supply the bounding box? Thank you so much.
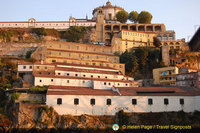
[2,102,200,132]
[10,103,106,129]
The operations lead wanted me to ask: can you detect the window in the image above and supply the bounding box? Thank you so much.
[29,66,32,69]
[57,98,62,105]
[148,99,153,105]
[90,99,95,105]
[83,80,85,83]
[74,98,79,105]
[104,82,106,85]
[67,80,69,83]
[91,75,93,78]
[23,66,26,69]
[132,99,137,105]
[45,67,47,69]
[108,83,111,85]
[109,14,112,20]
[107,99,111,105]
[126,84,128,86]
[75,74,78,77]
[83,75,86,77]
[98,76,100,78]
[40,80,42,82]
[37,66,40,69]
[180,99,184,105]
[52,60,56,62]
[67,73,69,76]
[51,79,53,82]
[39,72,41,75]
[58,73,60,75]
[164,98,169,105]
[105,76,108,79]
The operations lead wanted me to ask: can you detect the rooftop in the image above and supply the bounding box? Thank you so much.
[47,86,200,96]
[55,67,122,75]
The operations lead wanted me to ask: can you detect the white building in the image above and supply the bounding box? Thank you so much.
[0,17,96,30]
[46,86,200,115]
[17,61,200,116]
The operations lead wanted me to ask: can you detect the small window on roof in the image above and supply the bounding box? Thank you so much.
[90,99,95,105]
[164,98,169,105]
[132,99,137,105]
[107,99,111,105]
[74,98,79,105]
[180,99,184,105]
[23,66,26,69]
[148,99,153,105]
[57,98,62,105]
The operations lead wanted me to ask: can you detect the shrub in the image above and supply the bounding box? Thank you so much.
[11,93,21,102]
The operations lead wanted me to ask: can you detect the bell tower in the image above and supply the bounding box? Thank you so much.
[96,8,104,24]
[96,8,105,42]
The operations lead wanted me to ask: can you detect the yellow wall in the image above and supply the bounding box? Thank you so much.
[153,66,179,86]
[119,30,155,52]
[45,57,125,74]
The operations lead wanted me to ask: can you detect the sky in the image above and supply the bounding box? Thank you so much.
[0,0,200,42]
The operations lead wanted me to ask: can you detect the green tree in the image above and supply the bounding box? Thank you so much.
[25,50,35,59]
[128,11,138,23]
[120,51,138,74]
[31,28,47,36]
[116,10,129,23]
[153,37,162,48]
[138,11,153,24]
[64,26,88,42]
[131,55,138,73]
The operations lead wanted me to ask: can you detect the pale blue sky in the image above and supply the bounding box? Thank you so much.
[0,0,200,41]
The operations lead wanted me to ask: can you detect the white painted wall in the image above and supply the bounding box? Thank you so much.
[46,95,200,115]
[18,64,33,72]
[34,77,130,89]
[0,21,96,30]
[93,81,129,90]
[55,70,124,80]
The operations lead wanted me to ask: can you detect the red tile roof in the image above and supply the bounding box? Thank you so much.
[55,67,122,75]
[116,87,200,96]
[47,85,118,96]
[46,86,200,96]
[50,62,119,70]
